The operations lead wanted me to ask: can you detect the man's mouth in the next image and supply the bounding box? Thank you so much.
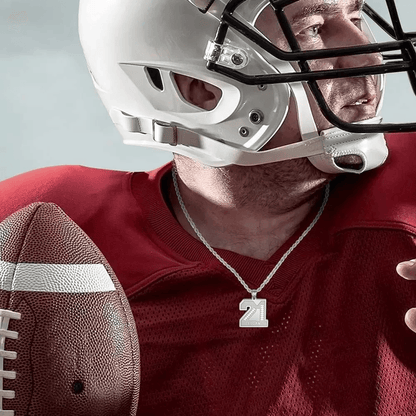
[350,98,371,106]
[339,93,378,122]
[343,94,377,108]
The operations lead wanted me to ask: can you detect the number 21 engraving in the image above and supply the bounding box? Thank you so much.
[239,298,269,328]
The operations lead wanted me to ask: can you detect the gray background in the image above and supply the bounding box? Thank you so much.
[1,0,415,181]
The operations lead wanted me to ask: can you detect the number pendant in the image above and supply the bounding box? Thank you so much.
[239,298,269,328]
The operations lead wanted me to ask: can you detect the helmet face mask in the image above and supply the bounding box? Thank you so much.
[78,0,416,172]
[206,0,416,133]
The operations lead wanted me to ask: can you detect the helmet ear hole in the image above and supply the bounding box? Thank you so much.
[173,73,222,111]
[334,155,364,171]
[145,67,164,91]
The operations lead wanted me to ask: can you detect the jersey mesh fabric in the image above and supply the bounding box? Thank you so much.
[128,228,416,415]
[0,133,416,415]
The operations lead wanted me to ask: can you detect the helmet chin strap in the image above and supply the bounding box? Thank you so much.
[115,103,388,172]
[113,65,388,172]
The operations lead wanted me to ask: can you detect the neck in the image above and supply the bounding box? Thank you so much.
[169,157,332,261]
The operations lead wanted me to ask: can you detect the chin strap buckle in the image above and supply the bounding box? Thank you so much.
[153,121,177,146]
[110,108,177,146]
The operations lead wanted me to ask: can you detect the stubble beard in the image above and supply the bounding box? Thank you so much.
[212,157,334,216]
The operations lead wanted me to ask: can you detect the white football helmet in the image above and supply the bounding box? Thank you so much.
[78,0,416,173]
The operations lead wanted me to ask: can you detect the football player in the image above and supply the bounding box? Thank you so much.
[1,0,416,414]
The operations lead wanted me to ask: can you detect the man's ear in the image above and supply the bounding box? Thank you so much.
[174,73,222,111]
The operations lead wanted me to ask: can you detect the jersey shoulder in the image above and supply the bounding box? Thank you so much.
[330,132,416,234]
[0,165,132,225]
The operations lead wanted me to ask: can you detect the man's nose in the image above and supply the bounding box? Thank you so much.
[334,20,383,69]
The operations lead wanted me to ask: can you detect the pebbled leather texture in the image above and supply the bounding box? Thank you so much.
[0,202,140,416]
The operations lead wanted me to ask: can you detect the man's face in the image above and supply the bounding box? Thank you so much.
[256,0,382,149]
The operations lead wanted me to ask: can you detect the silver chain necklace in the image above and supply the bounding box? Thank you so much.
[171,164,330,328]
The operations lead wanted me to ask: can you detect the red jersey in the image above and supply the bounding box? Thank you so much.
[1,133,416,415]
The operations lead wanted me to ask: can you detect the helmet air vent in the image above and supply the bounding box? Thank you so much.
[145,67,164,91]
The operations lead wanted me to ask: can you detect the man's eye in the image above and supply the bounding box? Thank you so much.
[301,24,322,38]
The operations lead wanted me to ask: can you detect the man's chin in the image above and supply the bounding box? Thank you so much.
[338,105,378,124]
[317,108,378,134]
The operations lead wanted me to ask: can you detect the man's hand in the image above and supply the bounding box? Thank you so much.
[397,260,416,333]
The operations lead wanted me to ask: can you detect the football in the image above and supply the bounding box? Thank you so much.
[0,202,140,415]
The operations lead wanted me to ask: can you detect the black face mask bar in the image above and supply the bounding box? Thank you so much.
[206,0,416,133]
